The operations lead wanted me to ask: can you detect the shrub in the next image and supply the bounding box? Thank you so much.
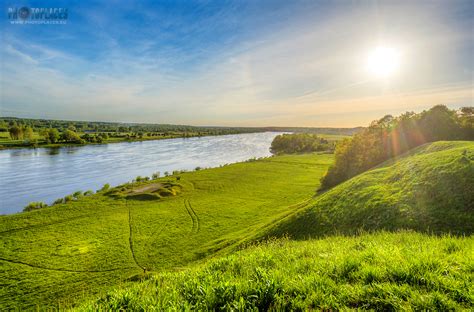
[84,190,94,196]
[73,191,83,198]
[100,184,110,192]
[64,195,74,203]
[53,198,64,205]
[152,172,160,179]
[23,202,48,212]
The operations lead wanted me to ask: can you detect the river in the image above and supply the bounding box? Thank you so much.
[0,132,281,214]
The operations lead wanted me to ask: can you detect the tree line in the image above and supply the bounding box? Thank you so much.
[320,105,474,190]
[270,133,333,155]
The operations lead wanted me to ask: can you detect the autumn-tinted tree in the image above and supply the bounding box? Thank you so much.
[320,105,473,190]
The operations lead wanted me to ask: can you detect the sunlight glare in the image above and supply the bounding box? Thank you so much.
[367,46,401,78]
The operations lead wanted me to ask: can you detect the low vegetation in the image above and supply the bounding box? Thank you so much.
[321,105,474,189]
[77,232,473,311]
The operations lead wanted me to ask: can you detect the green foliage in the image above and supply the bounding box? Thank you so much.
[8,125,22,140]
[270,133,332,155]
[60,129,84,144]
[45,128,60,143]
[23,201,48,212]
[53,198,64,205]
[78,232,473,311]
[270,141,474,238]
[100,183,110,192]
[321,105,474,189]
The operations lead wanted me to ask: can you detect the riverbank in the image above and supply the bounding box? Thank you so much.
[0,131,265,150]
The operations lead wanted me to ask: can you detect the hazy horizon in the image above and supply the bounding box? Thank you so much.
[1,1,473,127]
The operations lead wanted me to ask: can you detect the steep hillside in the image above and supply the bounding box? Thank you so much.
[77,232,473,311]
[268,141,474,238]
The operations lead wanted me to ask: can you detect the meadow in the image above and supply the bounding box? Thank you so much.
[1,140,472,310]
[0,153,333,309]
[76,140,473,311]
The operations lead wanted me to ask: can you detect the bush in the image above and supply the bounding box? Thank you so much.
[84,190,94,196]
[152,172,160,179]
[23,202,47,212]
[53,198,64,205]
[100,184,110,192]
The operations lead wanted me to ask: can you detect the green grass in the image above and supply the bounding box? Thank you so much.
[77,232,474,311]
[0,153,333,310]
[268,141,474,238]
[2,141,472,310]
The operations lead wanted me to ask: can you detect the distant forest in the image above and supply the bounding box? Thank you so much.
[0,116,360,148]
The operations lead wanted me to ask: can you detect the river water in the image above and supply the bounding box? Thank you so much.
[0,132,281,214]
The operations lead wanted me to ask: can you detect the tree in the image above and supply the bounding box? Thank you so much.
[8,125,22,140]
[23,126,34,140]
[60,130,84,144]
[320,105,470,190]
[45,128,60,143]
[459,106,474,139]
[270,133,332,155]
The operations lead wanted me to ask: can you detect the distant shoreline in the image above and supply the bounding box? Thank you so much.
[0,131,265,151]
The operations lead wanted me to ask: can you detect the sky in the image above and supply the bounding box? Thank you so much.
[1,0,473,127]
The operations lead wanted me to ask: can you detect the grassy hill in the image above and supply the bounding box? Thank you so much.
[1,141,472,310]
[77,232,473,311]
[0,153,333,310]
[74,141,473,311]
[267,141,474,238]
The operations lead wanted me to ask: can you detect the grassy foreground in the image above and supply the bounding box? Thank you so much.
[0,153,332,309]
[77,232,473,311]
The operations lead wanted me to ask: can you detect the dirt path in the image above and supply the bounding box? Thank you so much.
[184,199,200,234]
[127,201,146,272]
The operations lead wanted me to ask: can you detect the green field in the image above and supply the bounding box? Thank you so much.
[1,141,472,310]
[0,153,333,309]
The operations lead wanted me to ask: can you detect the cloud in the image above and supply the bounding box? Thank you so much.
[1,1,472,126]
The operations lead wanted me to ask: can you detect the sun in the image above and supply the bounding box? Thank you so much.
[367,46,401,78]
